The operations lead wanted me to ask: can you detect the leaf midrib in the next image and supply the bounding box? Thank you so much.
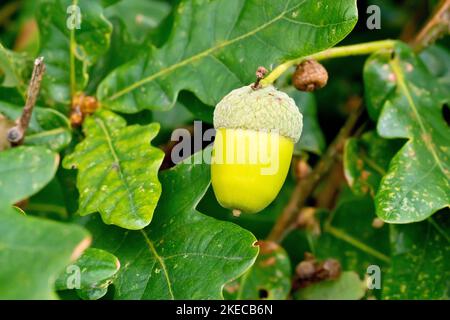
[140,230,175,299]
[95,117,139,221]
[390,56,448,177]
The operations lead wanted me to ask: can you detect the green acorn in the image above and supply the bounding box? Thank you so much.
[211,84,302,215]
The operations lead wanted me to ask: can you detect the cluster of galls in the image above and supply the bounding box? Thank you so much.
[293,252,341,290]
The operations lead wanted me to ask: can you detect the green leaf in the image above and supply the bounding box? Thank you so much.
[0,205,91,299]
[0,146,59,204]
[56,248,120,300]
[224,241,291,300]
[0,101,72,151]
[104,0,171,42]
[420,45,450,89]
[198,175,296,239]
[97,0,358,113]
[314,191,390,277]
[0,42,32,95]
[85,18,141,92]
[27,178,68,220]
[344,131,402,197]
[363,51,396,121]
[285,89,325,155]
[294,271,366,300]
[365,42,450,223]
[82,147,259,299]
[37,0,112,106]
[383,213,450,300]
[62,109,164,230]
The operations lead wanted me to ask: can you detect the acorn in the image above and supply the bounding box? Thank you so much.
[211,84,302,214]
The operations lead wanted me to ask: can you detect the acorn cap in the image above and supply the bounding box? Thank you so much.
[214,85,303,143]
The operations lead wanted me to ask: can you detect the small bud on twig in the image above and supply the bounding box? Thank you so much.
[7,56,46,145]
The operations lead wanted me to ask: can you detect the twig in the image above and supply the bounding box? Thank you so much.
[412,0,450,52]
[267,105,363,243]
[7,57,46,145]
[261,40,396,86]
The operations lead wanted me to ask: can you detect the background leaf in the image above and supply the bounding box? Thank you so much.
[80,148,259,299]
[0,101,72,151]
[383,212,450,299]
[0,205,91,299]
[0,42,32,95]
[97,0,358,113]
[37,0,112,107]
[104,0,171,43]
[313,190,390,278]
[27,177,68,220]
[294,271,366,300]
[366,42,450,223]
[0,146,59,204]
[344,131,402,197]
[63,110,164,230]
[56,247,120,300]
[224,241,291,300]
[419,45,450,89]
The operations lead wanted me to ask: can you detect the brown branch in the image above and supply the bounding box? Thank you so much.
[412,0,450,52]
[267,105,363,243]
[7,56,46,145]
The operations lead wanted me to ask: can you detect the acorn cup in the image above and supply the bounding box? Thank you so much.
[211,85,303,215]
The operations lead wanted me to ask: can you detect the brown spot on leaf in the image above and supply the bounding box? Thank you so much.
[421,133,432,144]
[405,63,413,72]
[224,282,240,294]
[388,73,396,82]
[259,256,277,267]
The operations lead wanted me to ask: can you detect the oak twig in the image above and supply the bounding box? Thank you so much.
[261,40,396,86]
[267,105,363,243]
[7,56,46,145]
[412,0,450,52]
